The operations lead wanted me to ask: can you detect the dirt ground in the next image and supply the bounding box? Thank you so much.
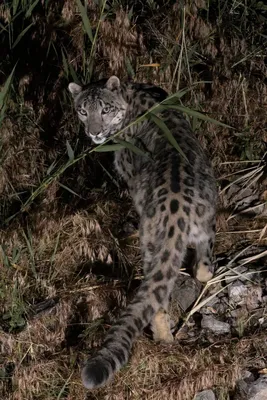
[1,1,267,399]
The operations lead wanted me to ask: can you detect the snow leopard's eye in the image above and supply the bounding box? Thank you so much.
[78,108,87,116]
[102,106,111,114]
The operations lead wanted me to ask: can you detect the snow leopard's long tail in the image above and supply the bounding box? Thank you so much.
[81,259,179,389]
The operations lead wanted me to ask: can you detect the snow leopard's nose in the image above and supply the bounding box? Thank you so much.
[85,128,101,138]
[90,132,102,138]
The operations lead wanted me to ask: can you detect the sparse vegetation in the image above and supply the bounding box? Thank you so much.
[1,0,267,399]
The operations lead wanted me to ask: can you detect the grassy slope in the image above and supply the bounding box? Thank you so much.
[1,0,267,399]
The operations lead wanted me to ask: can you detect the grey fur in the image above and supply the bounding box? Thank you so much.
[69,76,217,389]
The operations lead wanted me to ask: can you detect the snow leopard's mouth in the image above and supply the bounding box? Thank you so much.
[90,135,106,144]
[85,129,108,144]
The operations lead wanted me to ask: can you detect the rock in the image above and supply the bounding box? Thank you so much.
[200,306,218,315]
[194,389,216,400]
[202,297,220,314]
[216,298,229,314]
[246,285,262,310]
[241,370,255,383]
[175,325,190,341]
[171,275,201,312]
[201,315,230,334]
[200,296,227,315]
[228,280,262,310]
[247,376,267,399]
[205,297,220,308]
[234,370,255,399]
[228,280,248,306]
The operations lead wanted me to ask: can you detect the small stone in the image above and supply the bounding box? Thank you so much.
[228,280,248,306]
[205,296,220,307]
[171,275,201,312]
[235,380,249,398]
[199,290,224,315]
[175,325,189,341]
[247,376,267,400]
[216,300,229,315]
[201,315,230,334]
[241,370,255,383]
[194,389,216,400]
[234,370,255,399]
[188,329,197,338]
[246,285,262,310]
[230,307,248,319]
[200,296,225,315]
[200,307,214,315]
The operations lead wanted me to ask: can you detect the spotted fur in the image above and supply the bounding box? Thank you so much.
[69,76,217,389]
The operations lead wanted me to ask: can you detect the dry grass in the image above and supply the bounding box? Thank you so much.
[1,0,267,399]
[2,331,267,399]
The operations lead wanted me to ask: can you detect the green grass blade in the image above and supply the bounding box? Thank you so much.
[66,140,74,161]
[12,247,21,264]
[76,0,93,42]
[50,232,61,265]
[61,49,69,78]
[125,57,135,79]
[58,182,81,198]
[12,0,20,16]
[12,22,34,48]
[56,372,74,399]
[86,0,107,82]
[0,244,10,268]
[69,63,80,84]
[149,113,188,161]
[0,104,7,125]
[116,138,151,158]
[22,229,37,278]
[46,160,58,175]
[0,22,8,33]
[163,104,232,128]
[0,64,16,109]
[0,64,17,124]
[25,0,40,18]
[162,82,212,104]
[97,160,120,188]
[93,143,125,152]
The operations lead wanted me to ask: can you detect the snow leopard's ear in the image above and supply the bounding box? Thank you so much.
[68,82,82,98]
[106,76,120,91]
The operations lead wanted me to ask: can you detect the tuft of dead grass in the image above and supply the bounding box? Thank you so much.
[99,8,144,76]
[80,334,267,400]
